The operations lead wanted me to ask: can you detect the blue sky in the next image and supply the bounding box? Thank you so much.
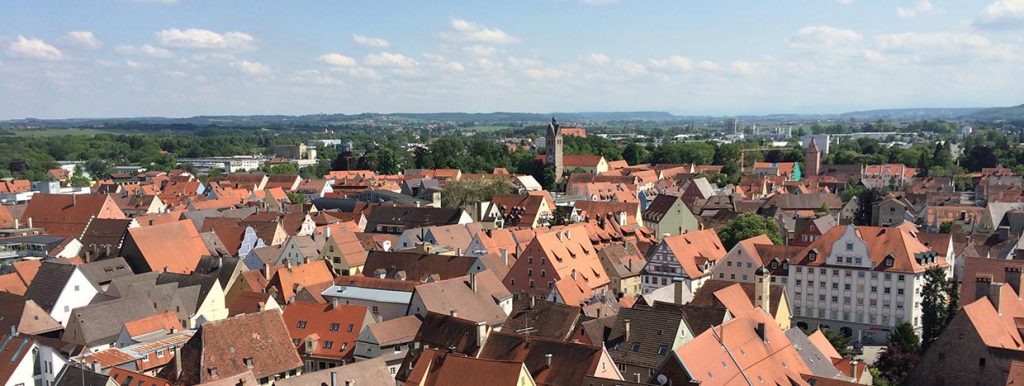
[2,0,1024,119]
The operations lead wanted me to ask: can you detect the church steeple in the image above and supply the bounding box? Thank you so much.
[805,137,821,177]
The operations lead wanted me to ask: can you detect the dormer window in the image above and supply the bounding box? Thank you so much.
[243,358,253,367]
[808,250,817,262]
[885,254,895,268]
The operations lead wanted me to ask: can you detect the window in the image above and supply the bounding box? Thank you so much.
[323,341,334,349]
[347,324,354,332]
[541,270,546,278]
[657,345,668,355]
[846,243,853,251]
[884,288,891,294]
[796,267,803,273]
[980,358,987,367]
[719,273,725,278]
[156,349,165,358]
[74,285,80,291]
[297,321,307,329]
[897,288,904,295]
[528,269,533,277]
[832,283,839,290]
[292,339,300,346]
[730,274,735,280]
[372,306,379,313]
[844,284,851,290]
[630,342,640,352]
[727,261,733,267]
[871,286,877,293]
[329,323,340,331]
[341,343,348,350]
[243,358,253,367]
[208,368,219,377]
[742,275,748,281]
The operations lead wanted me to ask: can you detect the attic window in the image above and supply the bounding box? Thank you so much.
[329,323,340,331]
[885,254,895,267]
[297,321,307,329]
[323,341,334,349]
[208,368,219,377]
[630,342,640,352]
[347,324,354,332]
[658,345,668,355]
[808,251,817,261]
[243,358,253,367]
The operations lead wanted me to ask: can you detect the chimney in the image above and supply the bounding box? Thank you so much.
[450,308,457,318]
[634,372,641,383]
[72,194,77,206]
[476,321,488,349]
[976,275,993,303]
[13,218,18,229]
[27,217,32,229]
[991,281,1004,314]
[469,272,477,292]
[756,322,767,343]
[105,244,111,256]
[329,371,337,386]
[174,345,182,378]
[624,319,631,342]
[9,325,16,337]
[263,264,271,280]
[1007,266,1024,298]
[529,296,536,309]
[850,360,858,381]
[500,249,509,266]
[673,279,685,304]
[344,381,354,386]
[325,227,331,238]
[457,248,463,256]
[545,353,553,367]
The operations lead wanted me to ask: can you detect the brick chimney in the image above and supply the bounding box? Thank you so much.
[1007,266,1024,298]
[976,275,993,303]
[755,267,771,312]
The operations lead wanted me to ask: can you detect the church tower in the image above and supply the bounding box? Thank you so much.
[805,137,821,177]
[546,117,564,181]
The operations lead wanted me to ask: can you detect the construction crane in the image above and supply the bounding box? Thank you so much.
[738,147,784,173]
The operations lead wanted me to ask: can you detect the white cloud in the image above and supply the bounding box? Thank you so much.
[319,52,360,66]
[648,55,693,71]
[62,31,103,49]
[525,67,568,80]
[463,45,497,57]
[6,36,63,60]
[319,53,357,67]
[125,60,144,69]
[442,18,519,44]
[233,60,270,75]
[474,57,504,71]
[731,60,755,74]
[875,32,990,51]
[788,26,863,49]
[155,28,255,50]
[507,56,543,67]
[352,34,390,48]
[698,60,720,70]
[615,60,647,76]
[114,44,174,58]
[975,0,1024,29]
[363,52,417,67]
[897,0,941,18]
[586,53,610,65]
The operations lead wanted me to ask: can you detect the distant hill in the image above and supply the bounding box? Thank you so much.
[967,104,1024,121]
[838,108,983,121]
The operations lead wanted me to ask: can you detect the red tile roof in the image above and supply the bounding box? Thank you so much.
[124,312,184,338]
[793,223,948,274]
[126,220,209,274]
[563,155,605,168]
[268,261,335,302]
[20,193,125,237]
[660,229,727,278]
[282,302,370,361]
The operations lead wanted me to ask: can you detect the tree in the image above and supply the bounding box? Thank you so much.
[549,205,573,226]
[68,175,91,187]
[83,159,112,179]
[853,187,886,226]
[716,213,783,250]
[874,322,921,385]
[939,221,954,234]
[921,267,949,350]
[622,143,649,165]
[286,192,307,204]
[439,178,515,209]
[265,163,298,175]
[820,328,857,358]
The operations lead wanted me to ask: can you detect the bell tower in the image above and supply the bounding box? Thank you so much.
[546,117,564,181]
[805,137,821,177]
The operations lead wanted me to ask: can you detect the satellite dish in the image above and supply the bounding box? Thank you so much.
[656,374,669,385]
